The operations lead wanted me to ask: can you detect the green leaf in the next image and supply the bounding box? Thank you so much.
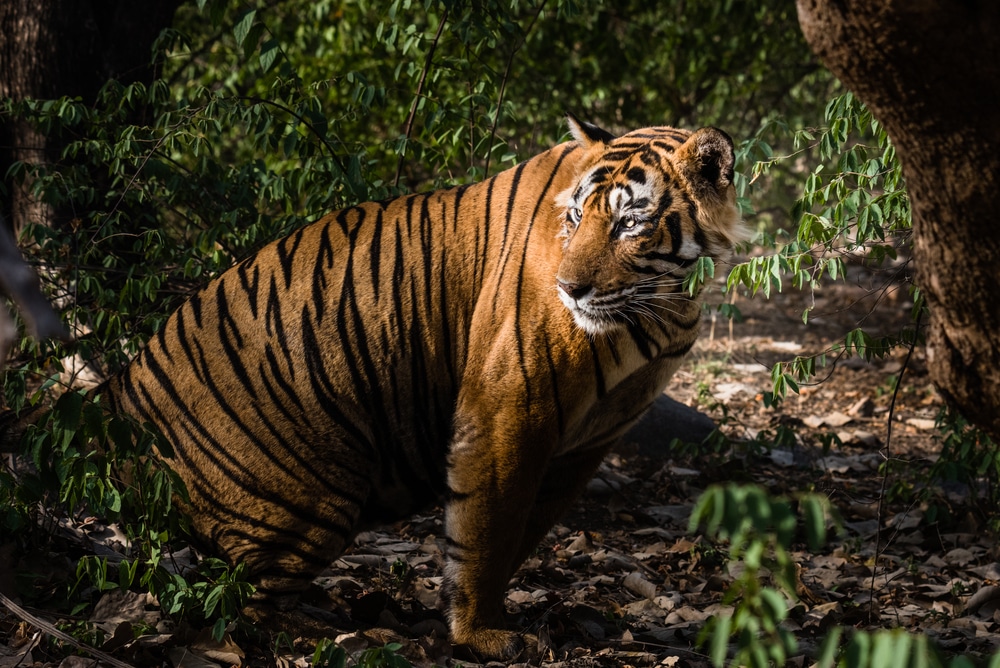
[801,495,827,550]
[982,653,1000,668]
[815,627,841,668]
[211,617,227,642]
[845,631,871,668]
[82,401,105,438]
[53,391,83,433]
[259,38,279,72]
[870,631,905,668]
[107,417,134,451]
[233,9,257,47]
[759,588,788,623]
[709,614,731,668]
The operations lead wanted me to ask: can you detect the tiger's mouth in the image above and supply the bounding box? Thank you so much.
[557,285,635,335]
[558,278,694,335]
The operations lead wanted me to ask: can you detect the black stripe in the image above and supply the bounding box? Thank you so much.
[139,351,259,481]
[206,503,353,554]
[542,331,565,436]
[264,274,296,382]
[300,306,372,450]
[587,337,606,398]
[661,337,697,358]
[259,346,309,425]
[665,211,682,256]
[625,167,646,185]
[236,260,260,320]
[153,319,173,364]
[588,165,614,185]
[276,227,305,289]
[625,320,654,361]
[451,184,468,233]
[643,250,697,269]
[651,139,680,153]
[496,161,530,274]
[312,219,336,324]
[405,195,418,240]
[438,199,455,389]
[215,281,257,401]
[369,207,383,301]
[189,291,203,328]
[188,336,329,488]
[405,283,443,482]
[478,178,494,294]
[419,194,434,317]
[391,220,406,334]
[593,149,635,163]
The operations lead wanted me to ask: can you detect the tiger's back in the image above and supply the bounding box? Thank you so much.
[70,117,744,659]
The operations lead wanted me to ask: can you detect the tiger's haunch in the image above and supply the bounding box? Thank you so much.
[102,117,744,660]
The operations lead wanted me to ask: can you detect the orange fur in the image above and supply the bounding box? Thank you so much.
[8,119,743,660]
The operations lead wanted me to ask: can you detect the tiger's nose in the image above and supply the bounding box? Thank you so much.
[557,280,592,300]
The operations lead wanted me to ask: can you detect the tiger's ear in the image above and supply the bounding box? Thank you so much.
[676,127,736,194]
[566,112,616,147]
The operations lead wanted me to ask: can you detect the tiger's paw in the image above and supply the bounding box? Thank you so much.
[452,627,537,662]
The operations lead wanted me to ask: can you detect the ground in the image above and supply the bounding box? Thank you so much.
[3,258,999,667]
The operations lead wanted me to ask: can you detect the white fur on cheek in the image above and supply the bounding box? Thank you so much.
[678,237,702,259]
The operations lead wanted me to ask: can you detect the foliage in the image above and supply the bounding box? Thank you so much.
[357,643,413,668]
[0,0,827,382]
[76,554,254,640]
[816,628,1000,668]
[4,389,253,636]
[308,639,412,668]
[690,484,833,667]
[729,91,919,405]
[692,484,1000,668]
[7,391,185,545]
[918,405,1000,531]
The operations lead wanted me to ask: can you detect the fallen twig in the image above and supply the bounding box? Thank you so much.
[0,590,136,668]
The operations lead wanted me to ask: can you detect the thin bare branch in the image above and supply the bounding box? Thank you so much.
[483,0,547,179]
[868,308,924,622]
[393,7,450,189]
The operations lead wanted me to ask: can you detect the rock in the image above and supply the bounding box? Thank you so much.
[847,396,875,417]
[623,394,717,456]
[906,418,937,431]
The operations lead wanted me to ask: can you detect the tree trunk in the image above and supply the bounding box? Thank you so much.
[795,1,1000,443]
[0,0,182,234]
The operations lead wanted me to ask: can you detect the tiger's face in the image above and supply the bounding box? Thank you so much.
[555,117,745,335]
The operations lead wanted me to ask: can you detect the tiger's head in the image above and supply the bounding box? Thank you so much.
[555,115,746,335]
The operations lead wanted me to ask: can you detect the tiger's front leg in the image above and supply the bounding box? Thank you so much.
[442,419,554,661]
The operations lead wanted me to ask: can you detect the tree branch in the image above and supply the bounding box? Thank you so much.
[869,308,923,623]
[483,0,547,179]
[239,95,362,200]
[393,7,450,189]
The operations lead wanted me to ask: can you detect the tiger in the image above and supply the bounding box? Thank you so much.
[2,115,744,660]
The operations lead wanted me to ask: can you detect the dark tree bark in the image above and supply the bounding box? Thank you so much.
[796,1,1000,443]
[0,0,182,234]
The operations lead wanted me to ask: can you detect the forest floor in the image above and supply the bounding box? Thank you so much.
[4,258,1000,667]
